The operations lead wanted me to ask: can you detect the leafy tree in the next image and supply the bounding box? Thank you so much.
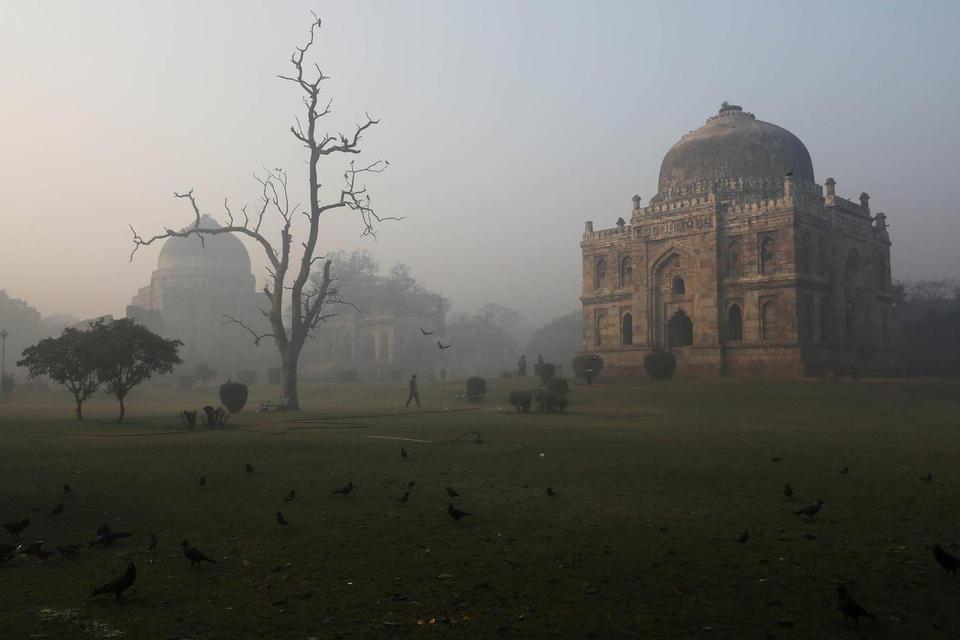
[526,311,582,371]
[892,279,960,376]
[193,363,218,386]
[17,328,101,419]
[91,318,182,423]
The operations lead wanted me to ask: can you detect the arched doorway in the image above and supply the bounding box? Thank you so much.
[727,304,743,341]
[621,313,633,345]
[667,310,693,347]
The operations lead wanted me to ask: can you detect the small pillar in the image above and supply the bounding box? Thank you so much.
[585,221,594,234]
[859,192,870,213]
[824,177,836,198]
[783,173,796,199]
[632,194,642,210]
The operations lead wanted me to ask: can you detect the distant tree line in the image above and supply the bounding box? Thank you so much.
[892,279,960,377]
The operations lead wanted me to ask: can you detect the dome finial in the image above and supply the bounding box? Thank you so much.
[719,102,742,115]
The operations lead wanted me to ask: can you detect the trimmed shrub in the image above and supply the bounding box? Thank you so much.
[267,367,282,385]
[643,349,677,379]
[508,390,533,413]
[219,380,249,413]
[538,363,557,384]
[572,354,604,384]
[237,369,258,385]
[466,376,487,402]
[338,369,359,382]
[546,376,569,396]
[535,390,568,413]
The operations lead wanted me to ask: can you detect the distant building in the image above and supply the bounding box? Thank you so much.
[580,104,896,376]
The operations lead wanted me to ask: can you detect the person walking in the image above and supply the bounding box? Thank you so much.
[535,354,544,377]
[405,374,421,408]
[518,355,527,378]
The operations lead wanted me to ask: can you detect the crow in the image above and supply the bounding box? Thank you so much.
[97,523,112,535]
[771,456,783,463]
[199,476,206,487]
[446,486,461,498]
[51,503,64,516]
[420,327,434,336]
[2,518,29,541]
[180,540,217,567]
[148,533,158,553]
[923,472,933,483]
[406,480,416,489]
[332,482,354,496]
[19,541,53,559]
[89,531,132,548]
[437,341,451,350]
[784,484,794,499]
[284,490,296,502]
[401,447,408,460]
[794,499,824,519]
[63,483,72,495]
[245,463,255,474]
[447,502,472,522]
[933,544,960,574]
[276,511,289,526]
[90,562,136,600]
[56,543,82,556]
[735,529,749,544]
[0,544,15,561]
[547,487,557,497]
[837,586,877,624]
[396,492,410,503]
[839,466,849,475]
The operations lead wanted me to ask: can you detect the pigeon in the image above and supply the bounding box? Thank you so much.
[784,484,794,499]
[735,529,749,544]
[839,466,849,475]
[419,327,434,336]
[794,499,824,519]
[89,531,132,548]
[406,480,416,489]
[447,502,472,522]
[332,482,354,496]
[283,490,296,502]
[401,447,408,460]
[933,544,960,574]
[446,486,461,498]
[180,540,217,567]
[437,341,451,350]
[90,562,136,600]
[51,503,64,516]
[547,487,557,497]
[56,543,82,556]
[276,511,289,526]
[923,472,933,483]
[245,463,255,474]
[148,533,158,553]
[396,492,410,504]
[199,476,206,487]
[2,518,29,541]
[63,483,72,495]
[837,586,877,624]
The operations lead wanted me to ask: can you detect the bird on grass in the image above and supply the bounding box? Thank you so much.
[771,456,783,463]
[56,543,82,556]
[89,530,132,548]
[148,533,158,553]
[794,499,824,519]
[51,503,64,516]
[180,540,217,567]
[284,490,296,502]
[419,327,434,336]
[396,492,410,504]
[784,484,794,499]
[19,541,54,559]
[63,483,72,495]
[2,518,29,541]
[199,476,206,487]
[332,482,354,496]
[276,511,289,526]
[401,447,408,460]
[837,586,878,624]
[923,472,933,483]
[90,562,136,600]
[245,463,255,474]
[446,486,461,498]
[437,341,451,350]
[839,466,850,475]
[447,503,472,523]
[97,523,112,535]
[547,487,557,497]
[735,529,749,544]
[933,544,960,574]
[406,480,416,489]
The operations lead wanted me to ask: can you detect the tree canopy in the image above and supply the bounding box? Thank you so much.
[17,327,101,419]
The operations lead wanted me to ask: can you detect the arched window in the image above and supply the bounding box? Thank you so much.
[727,304,743,341]
[620,256,632,287]
[760,236,776,275]
[671,276,686,295]
[845,301,856,344]
[594,257,608,290]
[761,301,775,340]
[594,312,606,346]
[667,309,693,347]
[725,241,740,277]
[621,312,633,345]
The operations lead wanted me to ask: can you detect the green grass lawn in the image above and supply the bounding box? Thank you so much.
[1,377,959,639]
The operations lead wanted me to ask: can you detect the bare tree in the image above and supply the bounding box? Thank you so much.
[130,15,394,409]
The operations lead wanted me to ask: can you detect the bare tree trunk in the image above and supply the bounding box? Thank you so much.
[117,396,126,424]
[281,350,300,410]
[75,397,83,420]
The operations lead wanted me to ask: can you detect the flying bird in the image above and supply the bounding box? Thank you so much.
[784,484,794,499]
[284,490,296,502]
[51,503,64,516]
[437,341,451,350]
[837,586,878,624]
[401,447,408,460]
[2,518,29,541]
[419,327,434,336]
[547,487,557,497]
[396,492,410,504]
[735,529,749,544]
[148,533,158,553]
[933,544,960,574]
[90,562,136,600]
[794,499,824,519]
[245,463,255,474]
[276,511,289,526]
[446,486,461,498]
[447,502,472,523]
[180,540,217,567]
[332,482,354,497]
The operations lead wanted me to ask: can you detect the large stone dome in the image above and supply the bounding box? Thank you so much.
[656,104,814,199]
[157,215,252,276]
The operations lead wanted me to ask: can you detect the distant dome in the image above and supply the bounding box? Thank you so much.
[157,215,252,276]
[656,104,814,199]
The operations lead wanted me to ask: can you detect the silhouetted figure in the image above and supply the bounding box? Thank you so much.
[446,486,461,498]
[284,490,295,502]
[447,502,472,522]
[839,466,849,475]
[89,531,132,548]
[332,481,354,497]
[518,355,527,378]
[924,472,933,483]
[794,499,824,519]
[837,586,877,624]
[63,483,72,495]
[90,562,136,600]
[933,544,960,574]
[245,462,255,474]
[180,540,217,567]
[401,447,408,460]
[56,543,82,556]
[535,354,544,377]
[3,518,29,541]
[406,480,416,489]
[276,511,289,526]
[547,487,556,497]
[396,492,410,503]
[51,503,64,516]
[784,484,794,499]
[199,476,206,487]
[148,533,158,553]
[405,374,421,408]
[420,327,434,336]
[735,529,749,544]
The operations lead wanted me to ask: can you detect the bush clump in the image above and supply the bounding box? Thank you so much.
[466,376,487,402]
[508,390,533,413]
[572,354,604,384]
[643,349,677,379]
[535,390,568,413]
[219,380,249,413]
[546,376,569,396]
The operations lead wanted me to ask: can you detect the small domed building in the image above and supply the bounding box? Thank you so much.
[128,215,267,372]
[580,104,895,376]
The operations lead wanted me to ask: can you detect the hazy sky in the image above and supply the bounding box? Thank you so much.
[2,1,959,325]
